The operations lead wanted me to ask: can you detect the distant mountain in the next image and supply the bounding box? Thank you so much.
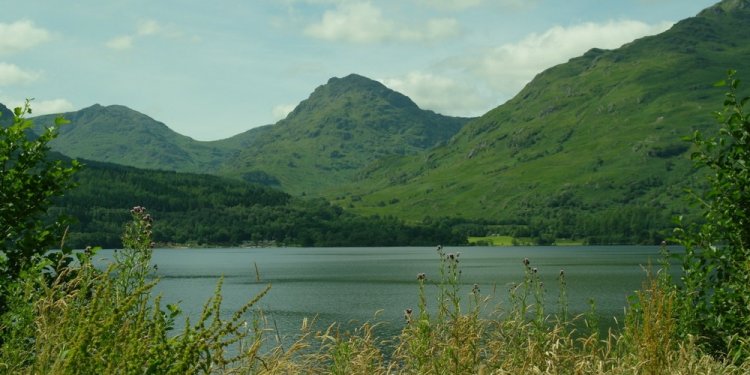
[332,0,750,244]
[220,74,471,194]
[31,104,246,173]
[0,103,13,126]
[29,75,470,194]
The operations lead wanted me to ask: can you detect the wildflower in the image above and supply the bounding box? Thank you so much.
[472,283,480,294]
[417,273,426,281]
[532,267,538,274]
[523,257,530,267]
[559,269,565,277]
[404,308,413,323]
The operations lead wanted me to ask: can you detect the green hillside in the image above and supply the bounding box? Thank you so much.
[219,74,471,194]
[329,0,750,244]
[0,103,12,126]
[16,0,750,245]
[31,104,249,173]
[29,75,469,195]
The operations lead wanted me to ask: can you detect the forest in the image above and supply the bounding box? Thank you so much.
[50,160,467,248]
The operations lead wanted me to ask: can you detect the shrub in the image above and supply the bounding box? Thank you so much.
[674,70,750,361]
[0,207,271,373]
[0,101,80,314]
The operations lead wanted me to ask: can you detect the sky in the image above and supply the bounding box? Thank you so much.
[0,0,719,141]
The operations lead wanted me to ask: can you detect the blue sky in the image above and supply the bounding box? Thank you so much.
[1,0,718,140]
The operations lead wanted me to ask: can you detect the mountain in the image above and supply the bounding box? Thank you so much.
[31,104,249,173]
[330,0,750,244]
[29,75,470,194]
[0,103,14,126]
[219,74,471,194]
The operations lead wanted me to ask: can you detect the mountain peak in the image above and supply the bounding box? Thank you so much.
[324,73,394,93]
[322,73,399,98]
[699,0,750,17]
[286,73,418,119]
[80,103,134,114]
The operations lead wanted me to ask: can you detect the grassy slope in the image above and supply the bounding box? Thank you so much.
[219,74,471,195]
[27,75,469,195]
[333,4,750,228]
[30,104,266,173]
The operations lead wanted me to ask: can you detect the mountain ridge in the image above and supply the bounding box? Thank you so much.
[325,0,749,243]
[217,73,471,194]
[25,73,471,193]
[31,103,252,173]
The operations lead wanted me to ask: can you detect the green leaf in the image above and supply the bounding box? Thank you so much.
[54,116,70,126]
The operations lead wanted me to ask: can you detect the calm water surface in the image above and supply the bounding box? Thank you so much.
[99,246,670,340]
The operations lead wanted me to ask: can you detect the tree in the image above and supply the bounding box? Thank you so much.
[1,101,80,311]
[675,70,750,360]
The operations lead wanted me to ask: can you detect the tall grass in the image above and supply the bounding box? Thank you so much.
[247,245,749,374]
[3,224,749,374]
[0,207,271,374]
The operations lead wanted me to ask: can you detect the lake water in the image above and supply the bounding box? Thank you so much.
[98,246,672,342]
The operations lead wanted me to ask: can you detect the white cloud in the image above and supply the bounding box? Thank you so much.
[137,19,162,36]
[384,19,675,117]
[417,0,536,11]
[0,96,74,116]
[468,19,673,95]
[0,19,52,55]
[106,19,182,50]
[380,72,489,116]
[0,63,41,85]
[105,35,134,50]
[305,1,460,43]
[496,0,537,10]
[28,98,75,115]
[416,0,483,11]
[272,103,297,120]
[413,18,460,41]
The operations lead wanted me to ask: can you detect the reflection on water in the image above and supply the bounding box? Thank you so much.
[97,245,672,343]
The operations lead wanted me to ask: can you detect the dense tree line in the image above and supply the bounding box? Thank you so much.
[53,160,694,248]
[445,206,685,246]
[52,161,466,248]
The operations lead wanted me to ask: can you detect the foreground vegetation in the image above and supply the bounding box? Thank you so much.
[2,223,748,373]
[2,70,750,373]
